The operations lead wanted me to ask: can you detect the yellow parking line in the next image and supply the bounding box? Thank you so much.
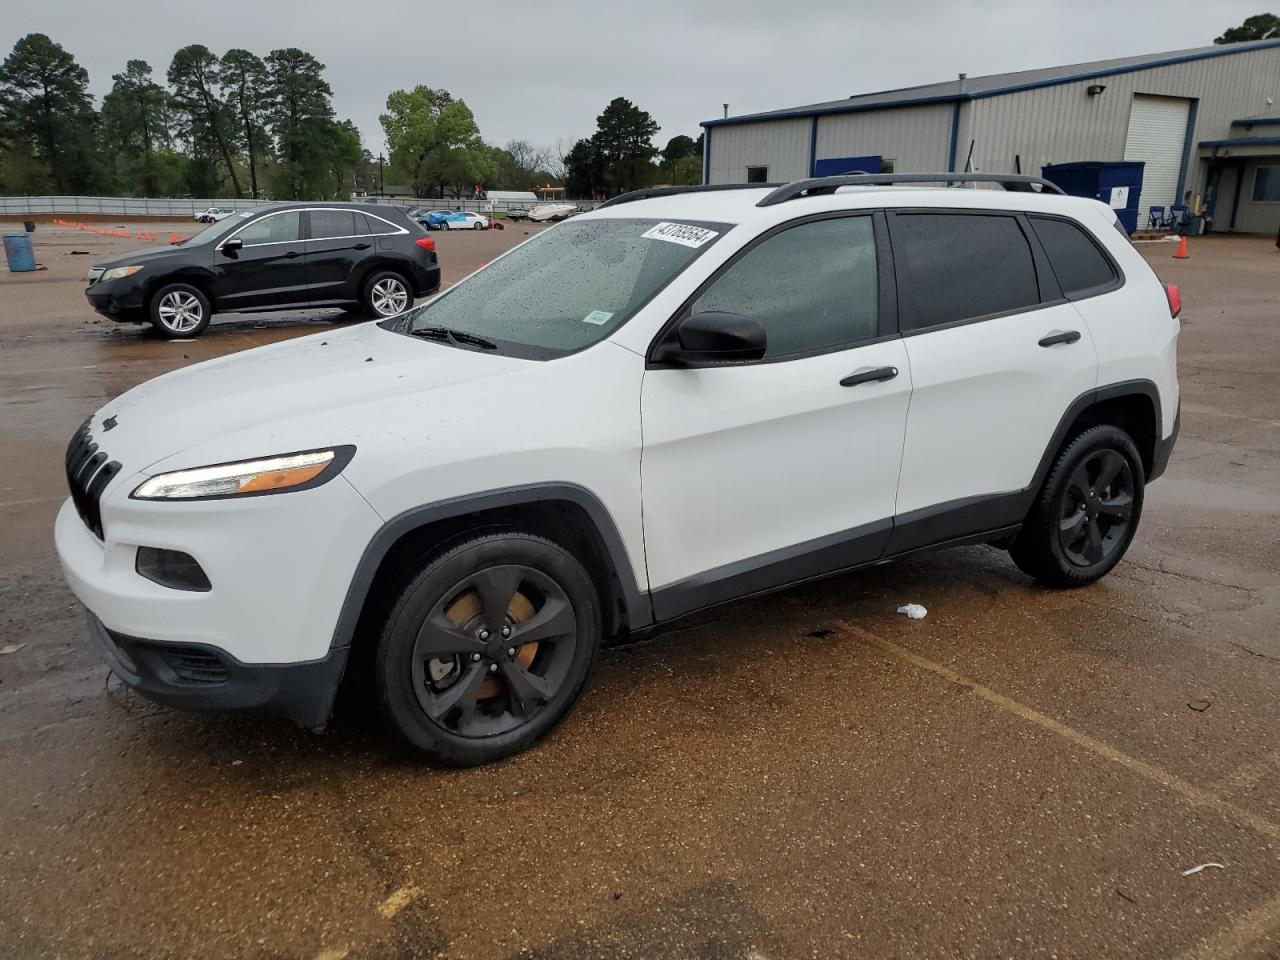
[837,622,1280,842]
[312,950,349,960]
[377,884,423,920]
[1172,892,1280,960]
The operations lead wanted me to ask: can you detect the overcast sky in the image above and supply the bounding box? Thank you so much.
[3,0,1264,155]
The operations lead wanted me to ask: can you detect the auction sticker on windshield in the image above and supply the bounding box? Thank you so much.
[641,222,718,248]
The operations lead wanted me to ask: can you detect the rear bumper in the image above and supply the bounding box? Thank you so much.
[410,261,441,297]
[86,611,347,730]
[1149,404,1180,481]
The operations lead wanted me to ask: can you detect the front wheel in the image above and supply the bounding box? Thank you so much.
[1010,424,1145,587]
[149,282,211,338]
[374,533,601,765]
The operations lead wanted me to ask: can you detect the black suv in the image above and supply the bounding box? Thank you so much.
[85,203,441,338]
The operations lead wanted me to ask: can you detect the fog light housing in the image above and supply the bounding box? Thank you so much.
[135,547,211,592]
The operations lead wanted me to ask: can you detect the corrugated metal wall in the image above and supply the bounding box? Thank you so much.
[966,45,1280,202]
[1233,160,1280,232]
[705,118,812,185]
[815,104,954,171]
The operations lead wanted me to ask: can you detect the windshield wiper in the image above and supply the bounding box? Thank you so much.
[410,325,498,351]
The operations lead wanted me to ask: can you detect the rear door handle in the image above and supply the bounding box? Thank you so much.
[840,365,899,387]
[353,243,371,250]
[283,250,301,259]
[1038,330,1081,347]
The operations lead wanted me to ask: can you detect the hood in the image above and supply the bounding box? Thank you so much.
[89,322,533,475]
[95,243,190,269]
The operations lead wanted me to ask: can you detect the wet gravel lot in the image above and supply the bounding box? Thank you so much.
[1,220,1278,959]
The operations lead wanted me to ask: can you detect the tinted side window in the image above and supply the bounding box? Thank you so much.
[892,213,1039,330]
[691,216,878,359]
[364,213,403,236]
[1029,216,1117,297]
[236,211,301,246]
[309,210,357,239]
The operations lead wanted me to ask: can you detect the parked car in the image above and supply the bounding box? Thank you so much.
[194,207,236,223]
[84,202,440,338]
[443,211,489,230]
[57,174,1179,765]
[420,210,454,230]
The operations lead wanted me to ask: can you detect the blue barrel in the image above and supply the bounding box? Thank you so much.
[3,234,36,272]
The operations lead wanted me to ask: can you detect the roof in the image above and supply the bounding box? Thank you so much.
[703,38,1280,128]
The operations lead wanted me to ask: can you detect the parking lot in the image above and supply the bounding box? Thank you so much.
[1,222,1278,959]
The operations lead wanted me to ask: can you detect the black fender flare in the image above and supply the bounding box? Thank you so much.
[328,482,652,652]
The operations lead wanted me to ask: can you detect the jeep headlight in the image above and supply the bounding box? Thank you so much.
[131,448,353,500]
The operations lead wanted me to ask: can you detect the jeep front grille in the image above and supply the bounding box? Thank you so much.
[65,419,121,539]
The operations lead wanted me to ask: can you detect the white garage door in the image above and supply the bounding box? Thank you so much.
[1124,95,1191,211]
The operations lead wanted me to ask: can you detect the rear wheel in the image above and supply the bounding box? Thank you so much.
[363,270,411,318]
[374,532,601,765]
[1010,424,1145,587]
[473,221,485,230]
[149,283,211,338]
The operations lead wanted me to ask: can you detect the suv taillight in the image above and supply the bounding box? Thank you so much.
[1163,282,1182,319]
[415,236,435,252]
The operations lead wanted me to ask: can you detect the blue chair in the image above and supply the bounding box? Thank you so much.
[1169,204,1188,230]
[1147,206,1165,230]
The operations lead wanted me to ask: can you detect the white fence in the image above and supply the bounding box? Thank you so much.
[1,195,601,217]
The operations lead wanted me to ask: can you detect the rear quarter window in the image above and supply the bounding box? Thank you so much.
[1029,215,1119,298]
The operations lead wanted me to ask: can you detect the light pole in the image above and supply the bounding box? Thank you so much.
[377,153,385,197]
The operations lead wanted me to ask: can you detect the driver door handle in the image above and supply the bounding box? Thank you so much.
[840,366,899,387]
[1038,330,1081,347]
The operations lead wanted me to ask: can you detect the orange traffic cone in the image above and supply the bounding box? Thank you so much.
[169,232,180,244]
[1172,235,1189,259]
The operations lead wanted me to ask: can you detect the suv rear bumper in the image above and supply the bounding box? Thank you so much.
[86,612,348,730]
[1149,404,1180,481]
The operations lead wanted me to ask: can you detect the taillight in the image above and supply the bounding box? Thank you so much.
[415,236,435,252]
[1163,282,1181,319]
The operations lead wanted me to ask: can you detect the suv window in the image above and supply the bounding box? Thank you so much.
[691,216,878,359]
[1029,216,1117,296]
[364,213,403,236]
[236,211,301,246]
[892,213,1039,330]
[309,210,358,240]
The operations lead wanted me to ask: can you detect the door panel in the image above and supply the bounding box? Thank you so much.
[305,209,372,302]
[894,301,1098,517]
[211,211,308,311]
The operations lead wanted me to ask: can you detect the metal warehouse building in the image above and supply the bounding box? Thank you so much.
[701,39,1280,234]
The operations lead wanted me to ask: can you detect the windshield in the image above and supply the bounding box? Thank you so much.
[184,209,260,246]
[387,217,727,357]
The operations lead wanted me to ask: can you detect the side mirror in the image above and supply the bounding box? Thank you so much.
[653,311,767,365]
[221,237,243,255]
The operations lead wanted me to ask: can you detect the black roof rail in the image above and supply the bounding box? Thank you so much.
[756,172,1066,206]
[598,182,781,208]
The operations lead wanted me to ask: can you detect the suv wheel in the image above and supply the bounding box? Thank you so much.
[363,271,411,318]
[149,283,211,338]
[374,532,601,765]
[1010,424,1145,587]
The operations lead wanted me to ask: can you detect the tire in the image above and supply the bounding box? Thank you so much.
[374,532,601,765]
[149,282,211,338]
[362,270,412,318]
[1010,424,1145,587]
[473,221,485,230]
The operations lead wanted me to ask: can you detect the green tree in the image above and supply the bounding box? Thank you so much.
[168,44,243,197]
[318,118,365,199]
[0,33,101,193]
[380,85,492,197]
[101,59,172,196]
[218,49,271,199]
[660,133,703,185]
[1215,13,1280,42]
[589,97,660,195]
[564,137,604,198]
[264,47,335,198]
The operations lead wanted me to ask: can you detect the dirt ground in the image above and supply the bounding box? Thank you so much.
[0,222,1278,960]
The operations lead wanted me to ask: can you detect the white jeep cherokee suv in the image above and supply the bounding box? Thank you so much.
[56,173,1180,765]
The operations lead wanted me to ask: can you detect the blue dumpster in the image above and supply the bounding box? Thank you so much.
[1041,161,1145,234]
[3,233,36,272]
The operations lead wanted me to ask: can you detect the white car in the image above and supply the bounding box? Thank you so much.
[194,207,236,223]
[56,173,1180,765]
[444,211,489,230]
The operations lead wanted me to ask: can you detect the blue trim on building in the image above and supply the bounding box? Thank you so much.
[1229,162,1245,230]
[703,127,711,185]
[808,117,819,176]
[947,102,961,172]
[1199,136,1280,149]
[1175,99,1200,203]
[699,39,1280,129]
[1231,116,1280,128]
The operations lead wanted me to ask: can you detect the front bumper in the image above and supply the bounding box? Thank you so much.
[86,612,347,729]
[85,278,148,321]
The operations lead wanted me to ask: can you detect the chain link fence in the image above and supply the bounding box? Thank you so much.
[1,196,601,218]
